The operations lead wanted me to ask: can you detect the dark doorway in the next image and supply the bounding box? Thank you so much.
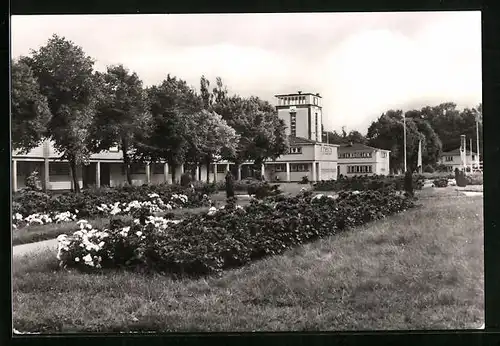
[82,163,96,188]
[100,163,111,187]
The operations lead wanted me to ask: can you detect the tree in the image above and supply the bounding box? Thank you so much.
[183,110,239,182]
[90,64,152,185]
[135,75,204,183]
[21,34,100,193]
[203,77,288,171]
[366,110,422,173]
[11,59,51,153]
[404,110,442,167]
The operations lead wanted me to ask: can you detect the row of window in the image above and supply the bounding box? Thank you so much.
[290,113,297,137]
[279,96,320,106]
[444,155,476,162]
[339,152,373,159]
[274,163,310,172]
[347,165,373,174]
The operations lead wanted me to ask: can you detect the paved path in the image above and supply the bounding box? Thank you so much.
[13,238,58,258]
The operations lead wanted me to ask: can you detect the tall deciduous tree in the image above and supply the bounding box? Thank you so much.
[200,77,288,175]
[135,75,203,183]
[184,110,239,182]
[21,34,100,193]
[11,59,51,153]
[366,110,421,173]
[90,64,152,185]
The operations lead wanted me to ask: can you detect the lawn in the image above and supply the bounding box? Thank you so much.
[12,191,483,332]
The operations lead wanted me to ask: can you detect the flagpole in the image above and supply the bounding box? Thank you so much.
[476,112,480,169]
[403,115,407,173]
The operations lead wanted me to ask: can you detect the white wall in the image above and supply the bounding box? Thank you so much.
[319,161,337,180]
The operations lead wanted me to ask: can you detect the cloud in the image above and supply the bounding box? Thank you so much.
[11,12,481,134]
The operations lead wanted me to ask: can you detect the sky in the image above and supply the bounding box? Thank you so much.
[11,12,482,133]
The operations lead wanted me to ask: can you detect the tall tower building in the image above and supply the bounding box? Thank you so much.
[275,91,323,143]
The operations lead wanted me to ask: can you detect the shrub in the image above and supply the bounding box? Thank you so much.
[25,170,42,191]
[248,182,282,199]
[57,190,416,276]
[433,178,448,188]
[423,165,435,173]
[455,169,468,187]
[225,172,235,198]
[404,171,414,197]
[466,173,483,185]
[436,164,449,173]
[313,175,424,192]
[180,173,192,187]
[299,176,310,184]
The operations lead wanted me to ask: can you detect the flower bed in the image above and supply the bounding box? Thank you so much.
[314,175,425,192]
[56,189,416,276]
[12,189,211,230]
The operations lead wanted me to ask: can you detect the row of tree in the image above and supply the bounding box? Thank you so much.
[11,34,288,192]
[323,103,483,173]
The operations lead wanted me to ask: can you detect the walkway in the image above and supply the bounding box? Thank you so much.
[13,238,58,258]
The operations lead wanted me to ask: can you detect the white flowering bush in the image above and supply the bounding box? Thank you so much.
[12,211,78,229]
[12,191,202,230]
[56,216,183,270]
[56,189,416,276]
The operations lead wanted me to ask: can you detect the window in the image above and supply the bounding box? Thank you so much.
[445,156,453,162]
[339,151,372,159]
[152,163,165,174]
[347,165,372,174]
[130,163,146,175]
[289,147,302,154]
[49,162,70,176]
[313,97,318,105]
[290,163,309,172]
[290,113,297,137]
[315,113,319,141]
[274,164,286,172]
[216,165,227,173]
[381,152,387,158]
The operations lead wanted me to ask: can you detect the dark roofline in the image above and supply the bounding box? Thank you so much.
[442,148,478,155]
[275,93,322,98]
[338,142,391,152]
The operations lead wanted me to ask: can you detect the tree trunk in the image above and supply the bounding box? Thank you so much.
[170,161,177,184]
[69,159,80,194]
[121,139,132,185]
[206,155,212,184]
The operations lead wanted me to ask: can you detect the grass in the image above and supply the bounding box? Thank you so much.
[12,191,483,332]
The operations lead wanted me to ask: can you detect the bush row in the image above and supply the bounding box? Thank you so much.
[191,178,272,195]
[57,189,416,276]
[313,174,425,192]
[13,184,208,218]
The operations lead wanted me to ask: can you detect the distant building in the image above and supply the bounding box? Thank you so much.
[266,91,339,181]
[337,142,391,176]
[439,148,479,172]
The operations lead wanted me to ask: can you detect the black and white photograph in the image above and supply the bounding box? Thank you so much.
[11,11,483,333]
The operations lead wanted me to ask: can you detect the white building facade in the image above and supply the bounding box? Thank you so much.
[337,143,391,176]
[439,148,479,172]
